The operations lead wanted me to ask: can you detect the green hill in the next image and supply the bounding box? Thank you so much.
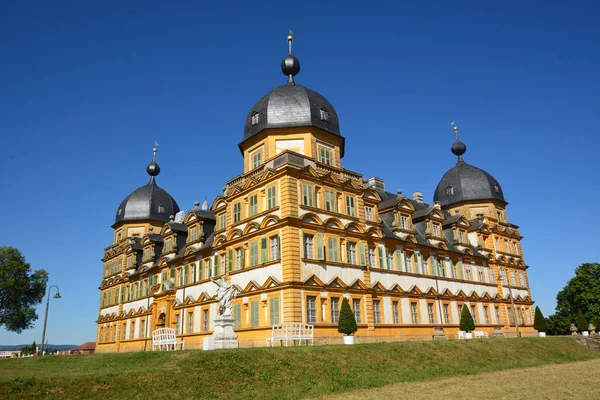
[1,337,598,399]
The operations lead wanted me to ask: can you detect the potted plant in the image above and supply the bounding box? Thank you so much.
[338,298,357,344]
[576,310,589,336]
[459,306,475,339]
[533,306,548,337]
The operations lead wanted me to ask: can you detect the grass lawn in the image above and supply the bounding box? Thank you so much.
[0,337,598,399]
[316,358,600,400]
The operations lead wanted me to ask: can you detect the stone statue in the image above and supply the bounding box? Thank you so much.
[588,323,596,335]
[212,277,238,317]
[570,323,578,335]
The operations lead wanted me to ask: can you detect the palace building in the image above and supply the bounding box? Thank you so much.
[96,35,535,352]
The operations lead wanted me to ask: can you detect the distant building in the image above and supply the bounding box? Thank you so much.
[72,342,95,354]
[96,35,535,352]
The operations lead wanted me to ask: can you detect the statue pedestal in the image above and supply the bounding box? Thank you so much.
[211,315,239,350]
[432,327,447,340]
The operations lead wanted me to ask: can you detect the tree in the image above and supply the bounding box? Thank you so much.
[547,263,600,335]
[0,247,48,333]
[338,298,357,336]
[533,306,548,332]
[459,306,475,332]
[576,310,588,332]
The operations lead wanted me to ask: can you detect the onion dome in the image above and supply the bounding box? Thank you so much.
[434,126,505,207]
[114,147,180,226]
[242,33,341,143]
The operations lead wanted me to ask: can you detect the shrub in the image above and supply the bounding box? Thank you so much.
[337,298,357,336]
[576,310,588,332]
[533,306,548,332]
[459,306,475,332]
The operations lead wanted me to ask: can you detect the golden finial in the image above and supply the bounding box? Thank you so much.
[152,141,159,161]
[450,121,459,140]
[287,29,294,54]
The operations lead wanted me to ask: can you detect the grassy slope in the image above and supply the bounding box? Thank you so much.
[0,337,598,399]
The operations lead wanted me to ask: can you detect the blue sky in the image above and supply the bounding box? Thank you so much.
[1,1,599,345]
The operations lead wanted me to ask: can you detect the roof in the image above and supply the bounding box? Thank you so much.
[114,179,180,226]
[74,342,96,351]
[433,159,506,207]
[242,84,341,141]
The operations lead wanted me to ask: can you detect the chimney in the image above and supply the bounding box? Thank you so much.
[412,191,423,203]
[368,177,385,192]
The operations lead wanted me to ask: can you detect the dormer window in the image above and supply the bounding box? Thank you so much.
[320,107,329,121]
[446,186,454,196]
[118,208,123,216]
[432,224,440,237]
[251,112,260,126]
[158,204,166,214]
[400,215,409,230]
[494,184,500,193]
[459,230,465,243]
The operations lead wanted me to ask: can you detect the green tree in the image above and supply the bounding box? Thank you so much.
[459,306,475,332]
[547,263,600,335]
[337,298,357,336]
[533,306,548,332]
[576,310,588,332]
[0,247,48,333]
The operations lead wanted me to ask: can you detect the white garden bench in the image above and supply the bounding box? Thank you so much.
[474,330,489,339]
[152,328,185,351]
[266,322,314,347]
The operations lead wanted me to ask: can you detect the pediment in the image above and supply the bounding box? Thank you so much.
[262,276,282,289]
[303,274,325,287]
[349,279,367,290]
[326,277,347,289]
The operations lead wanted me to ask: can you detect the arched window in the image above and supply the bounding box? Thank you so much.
[446,186,454,196]
[320,107,329,121]
[158,204,166,214]
[251,112,260,126]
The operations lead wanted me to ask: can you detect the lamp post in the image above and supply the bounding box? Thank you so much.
[499,269,520,338]
[40,285,61,355]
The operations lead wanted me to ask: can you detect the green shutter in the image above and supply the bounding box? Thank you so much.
[233,304,241,328]
[198,260,203,280]
[378,246,384,269]
[261,237,268,263]
[228,249,233,272]
[184,265,189,284]
[240,248,245,269]
[270,297,280,324]
[251,300,259,327]
[276,235,281,259]
[458,259,464,279]
[359,242,366,266]
[316,234,324,260]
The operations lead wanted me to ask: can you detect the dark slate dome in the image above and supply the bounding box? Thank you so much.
[434,138,505,207]
[114,158,180,226]
[243,84,340,140]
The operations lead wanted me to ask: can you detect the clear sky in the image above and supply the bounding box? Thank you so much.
[1,1,599,345]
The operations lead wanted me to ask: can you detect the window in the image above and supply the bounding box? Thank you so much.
[324,190,336,212]
[471,305,478,325]
[303,234,314,259]
[251,112,259,125]
[489,267,496,283]
[249,194,258,217]
[428,303,435,324]
[432,224,439,237]
[446,186,454,196]
[519,272,526,287]
[365,206,373,221]
[188,312,194,333]
[443,304,450,324]
[377,247,385,269]
[165,239,172,253]
[141,319,146,338]
[508,307,515,324]
[331,297,340,323]
[345,195,355,216]
[319,147,331,165]
[233,304,241,329]
[220,254,226,275]
[220,215,226,230]
[158,204,166,214]
[494,237,500,250]
[270,297,280,324]
[387,250,394,270]
[438,259,446,277]
[122,323,127,340]
[465,264,472,280]
[400,215,409,230]
[130,321,136,340]
[252,150,262,169]
[513,242,519,255]
[411,302,419,324]
[459,231,465,243]
[346,242,357,264]
[510,270,516,286]
[250,241,258,266]
[320,107,329,121]
[307,296,317,324]
[483,306,490,324]
[270,236,280,260]
[495,307,501,324]
[327,237,339,262]
[368,247,376,268]
[373,300,381,324]
[267,186,277,209]
[251,300,260,327]
[236,247,243,270]
[392,301,399,324]
[352,299,361,324]
[405,254,413,273]
[494,184,500,193]
[203,309,209,332]
[478,266,485,282]
[190,227,198,242]
[233,202,241,223]
[302,184,314,207]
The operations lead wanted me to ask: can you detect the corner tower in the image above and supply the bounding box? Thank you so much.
[239,33,345,172]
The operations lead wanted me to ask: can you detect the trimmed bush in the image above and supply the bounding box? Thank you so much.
[576,310,588,332]
[533,306,548,332]
[459,306,475,332]
[338,298,357,336]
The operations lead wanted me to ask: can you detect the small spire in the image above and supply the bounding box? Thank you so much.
[450,121,467,163]
[281,30,300,85]
[201,197,209,211]
[146,142,161,183]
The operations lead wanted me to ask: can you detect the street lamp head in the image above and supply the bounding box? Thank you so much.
[53,292,61,299]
